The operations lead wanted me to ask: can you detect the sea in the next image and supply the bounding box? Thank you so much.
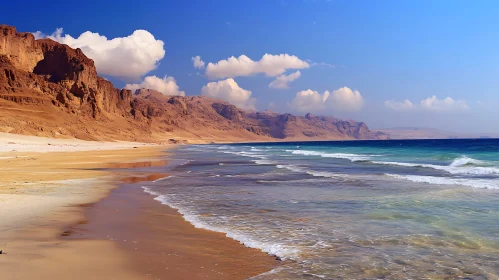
[141,139,499,279]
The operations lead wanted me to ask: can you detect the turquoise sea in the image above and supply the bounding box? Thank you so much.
[143,139,499,279]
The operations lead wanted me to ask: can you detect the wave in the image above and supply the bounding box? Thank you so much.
[284,150,499,175]
[276,164,343,179]
[286,150,372,162]
[153,175,173,182]
[385,174,498,190]
[450,156,484,167]
[253,159,277,165]
[305,170,343,178]
[372,156,499,175]
[222,151,266,159]
[142,186,299,259]
[276,164,303,173]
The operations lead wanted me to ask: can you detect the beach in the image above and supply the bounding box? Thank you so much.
[0,133,278,279]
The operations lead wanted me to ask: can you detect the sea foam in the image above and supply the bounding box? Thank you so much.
[142,186,299,259]
[253,159,277,165]
[286,150,371,162]
[373,156,499,175]
[385,174,498,189]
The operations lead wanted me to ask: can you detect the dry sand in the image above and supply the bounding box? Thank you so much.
[0,133,277,279]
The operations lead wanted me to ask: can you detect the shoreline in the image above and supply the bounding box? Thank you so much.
[66,176,280,279]
[0,135,279,279]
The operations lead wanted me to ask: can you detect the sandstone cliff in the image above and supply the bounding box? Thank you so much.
[0,25,387,143]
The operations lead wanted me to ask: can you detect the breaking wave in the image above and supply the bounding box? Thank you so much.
[286,150,372,162]
[385,174,498,190]
[373,156,499,175]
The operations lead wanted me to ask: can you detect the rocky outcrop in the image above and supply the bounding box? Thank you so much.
[0,25,44,72]
[212,103,244,122]
[0,24,388,143]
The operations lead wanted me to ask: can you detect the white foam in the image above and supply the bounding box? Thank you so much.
[222,151,266,159]
[253,159,277,165]
[141,186,299,259]
[386,174,499,189]
[450,156,483,167]
[153,175,173,182]
[276,164,303,173]
[286,150,371,162]
[305,170,342,178]
[276,164,344,179]
[372,157,499,175]
[216,146,231,150]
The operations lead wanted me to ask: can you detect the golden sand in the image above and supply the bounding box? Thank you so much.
[0,142,277,279]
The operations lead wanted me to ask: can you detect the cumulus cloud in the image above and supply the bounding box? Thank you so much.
[290,87,364,113]
[384,96,468,112]
[205,54,309,79]
[290,90,326,112]
[125,75,185,96]
[201,78,255,110]
[325,87,364,112]
[269,71,301,89]
[192,56,205,69]
[385,99,414,111]
[420,96,468,111]
[33,28,165,81]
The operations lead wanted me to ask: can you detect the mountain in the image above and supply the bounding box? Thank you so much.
[0,25,387,143]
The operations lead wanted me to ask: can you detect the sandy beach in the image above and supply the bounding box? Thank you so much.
[0,133,278,279]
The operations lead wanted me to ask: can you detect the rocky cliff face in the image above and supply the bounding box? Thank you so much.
[0,24,387,143]
[0,25,44,72]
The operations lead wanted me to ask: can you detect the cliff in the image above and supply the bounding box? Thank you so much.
[0,25,388,143]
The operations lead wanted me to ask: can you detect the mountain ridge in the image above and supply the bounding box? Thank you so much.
[0,25,387,143]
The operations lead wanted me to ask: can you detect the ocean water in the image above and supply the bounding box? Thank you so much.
[142,139,499,279]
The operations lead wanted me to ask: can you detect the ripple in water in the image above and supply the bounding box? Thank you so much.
[144,140,499,279]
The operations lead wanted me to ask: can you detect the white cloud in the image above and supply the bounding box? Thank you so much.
[290,86,364,113]
[205,54,309,79]
[385,99,414,111]
[325,87,364,112]
[201,78,255,110]
[384,96,468,112]
[420,96,468,111]
[125,75,185,96]
[269,71,301,89]
[290,89,325,112]
[306,59,335,68]
[33,28,165,81]
[32,31,47,40]
[192,56,205,69]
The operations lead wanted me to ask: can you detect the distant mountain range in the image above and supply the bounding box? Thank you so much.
[0,24,387,143]
[378,127,499,140]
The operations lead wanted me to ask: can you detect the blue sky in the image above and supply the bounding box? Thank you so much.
[4,0,499,133]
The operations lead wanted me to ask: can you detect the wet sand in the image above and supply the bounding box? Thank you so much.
[66,181,280,279]
[0,143,278,279]
[0,146,167,279]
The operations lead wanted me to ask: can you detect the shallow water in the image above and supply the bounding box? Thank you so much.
[142,139,499,279]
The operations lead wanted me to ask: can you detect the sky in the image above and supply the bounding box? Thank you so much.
[3,0,499,133]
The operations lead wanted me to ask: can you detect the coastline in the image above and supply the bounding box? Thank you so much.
[0,134,278,279]
[67,180,280,279]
